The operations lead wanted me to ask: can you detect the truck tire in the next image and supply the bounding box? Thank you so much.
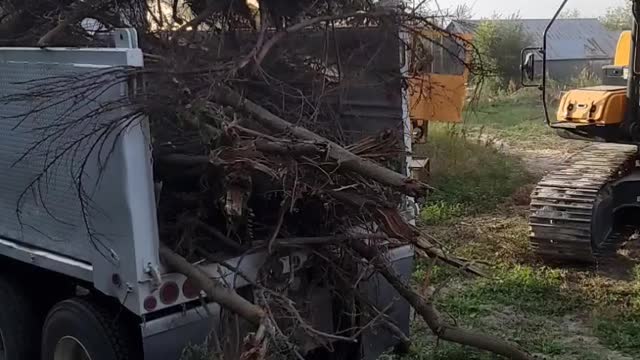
[41,298,140,360]
[0,276,39,360]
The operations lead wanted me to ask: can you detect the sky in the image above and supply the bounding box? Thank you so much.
[432,0,626,19]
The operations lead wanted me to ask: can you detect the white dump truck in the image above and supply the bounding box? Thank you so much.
[0,28,413,360]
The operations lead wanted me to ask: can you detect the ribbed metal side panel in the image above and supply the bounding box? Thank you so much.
[0,63,100,261]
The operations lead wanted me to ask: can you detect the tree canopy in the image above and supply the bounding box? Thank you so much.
[600,0,633,31]
[474,18,531,89]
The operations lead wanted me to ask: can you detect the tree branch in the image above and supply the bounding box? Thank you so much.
[38,0,110,46]
[247,10,393,71]
[350,241,533,360]
[214,87,430,197]
[159,244,265,324]
[176,2,218,31]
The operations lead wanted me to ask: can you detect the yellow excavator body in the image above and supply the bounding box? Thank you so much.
[555,86,627,125]
[614,30,632,67]
[554,31,631,126]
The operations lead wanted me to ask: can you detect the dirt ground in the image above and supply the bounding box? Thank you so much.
[406,129,640,360]
[509,139,640,281]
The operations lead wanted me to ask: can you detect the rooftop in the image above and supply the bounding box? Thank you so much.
[448,18,621,60]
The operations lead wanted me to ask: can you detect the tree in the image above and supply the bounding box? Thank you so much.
[559,8,581,19]
[452,4,474,20]
[600,0,633,31]
[474,17,532,89]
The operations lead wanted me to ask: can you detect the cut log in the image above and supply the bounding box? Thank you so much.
[350,241,533,360]
[159,244,264,324]
[215,87,430,197]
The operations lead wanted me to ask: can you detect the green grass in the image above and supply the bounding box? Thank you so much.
[415,92,549,225]
[467,101,548,143]
[416,125,533,224]
[633,264,640,282]
[407,90,640,360]
[398,265,634,360]
[593,313,640,355]
[464,91,571,149]
[439,265,581,318]
[419,201,463,225]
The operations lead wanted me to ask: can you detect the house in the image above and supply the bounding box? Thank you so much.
[447,18,622,81]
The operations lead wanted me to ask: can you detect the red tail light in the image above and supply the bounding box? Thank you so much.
[159,281,179,305]
[143,295,158,311]
[182,278,201,299]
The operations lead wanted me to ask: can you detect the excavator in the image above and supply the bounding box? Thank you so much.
[521,0,640,262]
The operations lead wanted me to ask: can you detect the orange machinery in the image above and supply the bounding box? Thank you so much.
[408,32,471,143]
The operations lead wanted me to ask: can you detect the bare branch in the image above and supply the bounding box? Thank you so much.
[160,244,265,324]
[214,87,430,197]
[350,241,533,360]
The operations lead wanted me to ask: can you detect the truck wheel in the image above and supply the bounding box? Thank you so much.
[41,298,140,360]
[0,277,39,360]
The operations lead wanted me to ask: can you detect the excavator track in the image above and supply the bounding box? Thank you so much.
[529,143,638,262]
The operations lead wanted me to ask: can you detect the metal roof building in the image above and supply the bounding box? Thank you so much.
[448,18,622,80]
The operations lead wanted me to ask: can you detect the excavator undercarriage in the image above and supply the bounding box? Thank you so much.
[530,143,639,262]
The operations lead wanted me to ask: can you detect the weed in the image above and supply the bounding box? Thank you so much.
[452,216,532,264]
[407,343,494,360]
[396,323,496,360]
[593,313,640,356]
[439,266,580,317]
[415,124,532,225]
[411,260,429,286]
[464,89,583,152]
[490,266,579,315]
[570,68,600,88]
[412,261,461,288]
[420,201,463,225]
[180,343,217,360]
[633,264,640,283]
[465,99,551,146]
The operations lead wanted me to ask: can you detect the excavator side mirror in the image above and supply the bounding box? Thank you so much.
[521,47,542,87]
[523,53,535,80]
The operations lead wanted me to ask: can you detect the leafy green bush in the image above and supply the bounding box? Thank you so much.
[474,17,532,91]
[420,201,464,225]
[570,67,600,88]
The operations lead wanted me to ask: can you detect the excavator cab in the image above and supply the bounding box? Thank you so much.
[553,31,631,128]
[603,31,632,86]
[520,0,639,142]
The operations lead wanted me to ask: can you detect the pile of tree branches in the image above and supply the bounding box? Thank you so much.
[1,1,531,359]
